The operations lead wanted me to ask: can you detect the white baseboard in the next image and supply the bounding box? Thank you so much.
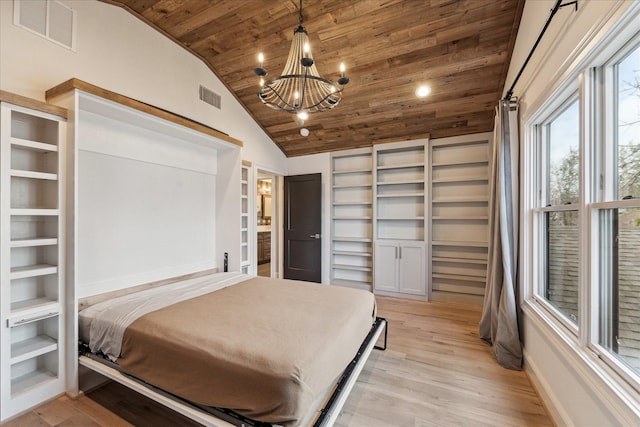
[523,348,573,427]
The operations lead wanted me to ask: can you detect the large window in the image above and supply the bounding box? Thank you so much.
[597,41,640,375]
[529,30,640,389]
[536,99,581,324]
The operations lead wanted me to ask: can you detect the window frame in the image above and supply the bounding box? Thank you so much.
[531,88,582,333]
[524,5,640,398]
[589,34,640,387]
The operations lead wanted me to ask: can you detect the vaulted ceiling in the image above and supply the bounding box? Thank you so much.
[104,0,524,157]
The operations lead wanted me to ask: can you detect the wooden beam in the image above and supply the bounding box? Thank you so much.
[0,90,68,119]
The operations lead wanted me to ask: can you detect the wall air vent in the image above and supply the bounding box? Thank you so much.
[14,0,76,51]
[199,85,222,109]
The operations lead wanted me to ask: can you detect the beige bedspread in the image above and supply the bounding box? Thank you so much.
[118,276,376,426]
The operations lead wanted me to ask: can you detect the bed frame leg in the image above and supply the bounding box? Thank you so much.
[374,317,387,351]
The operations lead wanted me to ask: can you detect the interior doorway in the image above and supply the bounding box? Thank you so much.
[257,171,277,277]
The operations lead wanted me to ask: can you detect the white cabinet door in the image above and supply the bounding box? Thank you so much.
[374,241,399,292]
[399,242,425,295]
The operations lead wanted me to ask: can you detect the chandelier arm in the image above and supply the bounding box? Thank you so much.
[308,76,342,110]
[262,82,294,110]
[307,88,344,111]
[258,74,345,112]
[264,82,298,111]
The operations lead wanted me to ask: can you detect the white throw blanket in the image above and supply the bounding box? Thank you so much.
[79,272,250,359]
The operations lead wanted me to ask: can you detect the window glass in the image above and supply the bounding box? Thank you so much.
[617,43,640,200]
[539,97,580,326]
[599,208,640,374]
[548,100,580,205]
[545,210,579,322]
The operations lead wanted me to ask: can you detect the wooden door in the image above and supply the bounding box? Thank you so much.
[284,173,321,282]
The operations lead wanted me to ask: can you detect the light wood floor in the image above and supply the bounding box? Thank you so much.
[257,262,271,277]
[3,296,553,427]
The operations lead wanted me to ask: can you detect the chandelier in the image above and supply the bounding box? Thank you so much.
[253,0,349,122]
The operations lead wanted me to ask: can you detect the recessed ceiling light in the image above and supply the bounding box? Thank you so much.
[300,128,310,137]
[416,85,431,98]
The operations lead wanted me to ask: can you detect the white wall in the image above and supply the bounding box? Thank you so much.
[0,0,287,172]
[507,1,640,425]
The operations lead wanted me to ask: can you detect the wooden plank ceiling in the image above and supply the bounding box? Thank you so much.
[104,0,524,157]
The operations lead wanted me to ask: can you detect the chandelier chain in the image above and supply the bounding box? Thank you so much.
[298,0,304,27]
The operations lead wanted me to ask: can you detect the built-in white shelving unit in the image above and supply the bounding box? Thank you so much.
[429,135,491,303]
[1,101,66,421]
[240,162,251,274]
[373,140,427,298]
[330,148,373,291]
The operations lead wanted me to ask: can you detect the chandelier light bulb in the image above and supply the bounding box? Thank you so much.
[340,62,346,76]
[260,77,264,87]
[294,91,300,100]
[297,111,309,121]
[258,52,264,66]
[303,42,310,54]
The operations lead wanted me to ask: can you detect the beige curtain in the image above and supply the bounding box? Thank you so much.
[479,100,522,370]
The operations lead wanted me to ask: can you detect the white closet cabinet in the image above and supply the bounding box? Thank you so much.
[374,241,425,295]
[373,140,427,298]
[0,99,67,421]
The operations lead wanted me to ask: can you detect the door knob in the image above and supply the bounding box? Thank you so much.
[309,233,320,239]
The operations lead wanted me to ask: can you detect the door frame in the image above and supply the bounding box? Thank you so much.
[254,165,284,278]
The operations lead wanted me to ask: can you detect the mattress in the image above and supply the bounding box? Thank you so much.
[79,272,376,426]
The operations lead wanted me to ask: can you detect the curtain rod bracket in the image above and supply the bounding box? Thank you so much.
[558,1,578,12]
[502,0,578,101]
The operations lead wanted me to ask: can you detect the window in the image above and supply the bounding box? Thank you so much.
[597,41,640,377]
[535,97,581,326]
[528,19,640,392]
[615,45,640,201]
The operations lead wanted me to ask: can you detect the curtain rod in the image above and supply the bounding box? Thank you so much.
[503,0,578,101]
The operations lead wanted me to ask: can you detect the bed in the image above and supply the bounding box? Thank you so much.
[78,272,386,427]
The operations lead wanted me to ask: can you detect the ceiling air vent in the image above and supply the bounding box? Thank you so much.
[14,0,76,50]
[199,85,221,109]
[49,0,74,48]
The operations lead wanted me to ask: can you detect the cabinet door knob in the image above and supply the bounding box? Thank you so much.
[309,233,321,239]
